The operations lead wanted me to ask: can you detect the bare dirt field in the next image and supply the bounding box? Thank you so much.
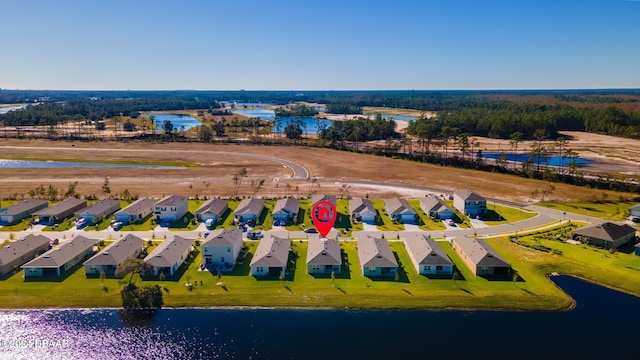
[0,138,636,203]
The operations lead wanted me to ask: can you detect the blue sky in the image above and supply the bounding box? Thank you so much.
[1,0,638,90]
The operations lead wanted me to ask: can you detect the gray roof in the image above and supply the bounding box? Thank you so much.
[83,234,145,266]
[234,198,265,216]
[0,234,51,266]
[76,199,120,216]
[419,197,452,213]
[22,235,94,269]
[0,199,48,216]
[312,194,337,206]
[202,228,243,248]
[155,195,188,208]
[349,197,375,215]
[573,222,636,242]
[249,232,290,268]
[404,233,453,266]
[454,190,485,202]
[384,198,416,215]
[357,236,398,268]
[629,204,640,211]
[272,198,299,215]
[453,237,510,268]
[144,235,193,268]
[33,198,86,216]
[306,237,341,266]
[116,198,157,216]
[195,199,228,217]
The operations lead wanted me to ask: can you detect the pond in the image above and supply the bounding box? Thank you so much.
[482,152,592,167]
[142,113,202,131]
[0,159,183,169]
[0,276,637,359]
[0,106,25,115]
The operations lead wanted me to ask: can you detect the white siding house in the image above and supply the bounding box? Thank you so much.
[153,195,189,226]
[249,232,290,276]
[144,235,193,276]
[201,228,244,271]
[403,233,453,275]
[349,198,377,224]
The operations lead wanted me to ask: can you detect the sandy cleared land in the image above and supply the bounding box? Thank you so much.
[0,139,636,203]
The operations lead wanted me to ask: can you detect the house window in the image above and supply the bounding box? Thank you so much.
[436,266,443,271]
[256,267,264,272]
[481,266,489,273]
[227,247,231,252]
[220,257,225,262]
[425,266,431,271]
[204,248,208,252]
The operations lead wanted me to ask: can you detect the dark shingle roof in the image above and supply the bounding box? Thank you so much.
[76,199,120,216]
[306,237,341,266]
[116,198,156,216]
[573,222,636,242]
[84,234,144,266]
[195,199,228,217]
[155,195,188,208]
[0,199,48,216]
[22,235,94,268]
[454,190,485,202]
[202,228,243,248]
[249,232,290,268]
[312,194,337,206]
[272,198,299,215]
[357,236,398,268]
[404,233,453,266]
[144,235,193,268]
[349,198,375,215]
[385,198,416,215]
[0,234,50,266]
[419,197,451,213]
[33,198,86,216]
[234,198,265,216]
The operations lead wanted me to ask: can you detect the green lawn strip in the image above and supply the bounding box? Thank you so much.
[0,218,32,232]
[43,217,76,232]
[538,201,637,221]
[252,200,274,231]
[407,199,446,231]
[371,200,405,231]
[482,203,537,226]
[286,199,313,231]
[443,200,471,228]
[216,200,241,230]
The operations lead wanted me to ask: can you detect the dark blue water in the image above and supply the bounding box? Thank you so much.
[483,152,592,167]
[232,108,330,134]
[0,159,182,169]
[142,113,202,131]
[0,276,637,359]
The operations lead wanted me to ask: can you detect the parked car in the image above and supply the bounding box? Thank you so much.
[247,230,263,240]
[631,217,640,223]
[76,218,87,228]
[304,228,318,234]
[112,221,123,231]
[445,219,455,226]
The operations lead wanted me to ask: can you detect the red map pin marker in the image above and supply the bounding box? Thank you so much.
[310,200,337,238]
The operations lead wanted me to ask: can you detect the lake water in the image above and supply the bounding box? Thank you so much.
[0,276,637,359]
[0,106,25,115]
[482,152,592,167]
[142,114,202,131]
[0,160,182,169]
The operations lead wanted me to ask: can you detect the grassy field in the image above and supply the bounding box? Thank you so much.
[483,203,538,225]
[539,201,638,221]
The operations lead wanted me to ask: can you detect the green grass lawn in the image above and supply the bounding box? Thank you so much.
[538,201,638,221]
[407,200,446,231]
[0,218,33,232]
[482,203,537,225]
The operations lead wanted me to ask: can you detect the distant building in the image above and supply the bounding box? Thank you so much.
[404,233,453,275]
[153,195,189,226]
[22,235,95,277]
[75,199,121,225]
[572,222,636,249]
[33,198,87,225]
[114,198,156,225]
[0,234,50,276]
[0,199,48,225]
[452,237,511,276]
[83,234,145,276]
[453,190,487,218]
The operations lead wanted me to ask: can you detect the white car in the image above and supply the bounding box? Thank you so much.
[445,219,455,226]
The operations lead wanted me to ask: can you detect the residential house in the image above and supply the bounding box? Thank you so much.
[306,236,341,274]
[384,198,417,224]
[249,232,290,276]
[144,235,193,276]
[419,196,454,220]
[0,199,48,225]
[21,235,95,277]
[201,228,243,271]
[0,234,50,276]
[74,199,121,225]
[312,194,337,207]
[452,237,511,276]
[572,222,636,249]
[349,197,376,224]
[153,195,189,226]
[233,198,264,224]
[356,235,398,277]
[635,242,640,256]
[83,234,145,276]
[114,198,156,225]
[194,198,228,225]
[630,204,640,218]
[272,198,299,223]
[453,190,487,218]
[403,233,453,275]
[33,198,87,225]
